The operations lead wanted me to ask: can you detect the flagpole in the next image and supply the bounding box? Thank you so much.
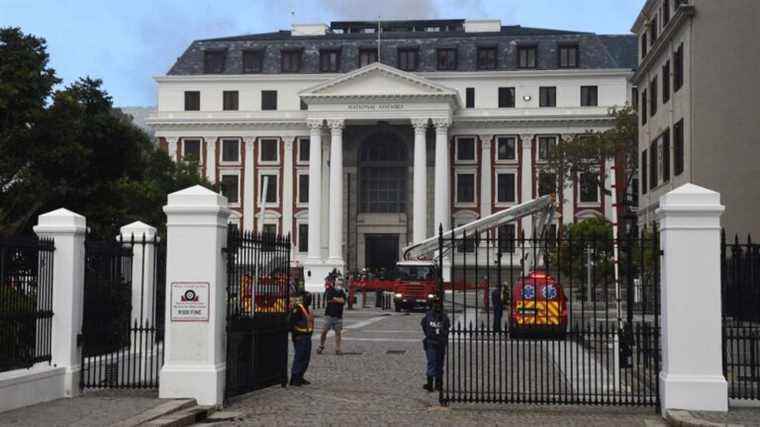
[377,16,381,63]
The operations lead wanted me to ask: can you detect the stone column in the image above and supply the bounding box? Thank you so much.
[33,208,87,398]
[412,118,429,243]
[433,118,451,233]
[480,134,494,219]
[656,184,727,413]
[520,134,534,236]
[304,119,327,290]
[120,221,158,325]
[327,119,345,270]
[205,137,217,184]
[159,185,230,406]
[282,136,295,241]
[167,137,179,162]
[243,137,255,231]
[560,135,575,226]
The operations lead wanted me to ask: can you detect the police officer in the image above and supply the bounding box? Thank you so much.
[492,286,504,332]
[290,292,315,386]
[420,295,450,392]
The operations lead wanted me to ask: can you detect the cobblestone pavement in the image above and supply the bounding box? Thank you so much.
[219,308,667,426]
[693,407,760,426]
[0,389,163,427]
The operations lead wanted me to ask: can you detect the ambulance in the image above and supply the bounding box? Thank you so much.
[510,270,568,338]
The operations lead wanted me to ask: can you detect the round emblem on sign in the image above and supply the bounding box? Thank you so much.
[542,285,558,300]
[522,285,535,300]
[183,289,197,302]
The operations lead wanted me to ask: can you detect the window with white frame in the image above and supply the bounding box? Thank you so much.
[182,139,202,163]
[537,136,557,162]
[495,172,516,204]
[455,137,476,163]
[297,223,308,253]
[495,136,517,162]
[578,171,600,204]
[221,139,240,163]
[538,171,557,196]
[220,174,240,204]
[297,137,310,163]
[498,223,516,253]
[259,173,278,204]
[262,223,278,237]
[259,138,279,163]
[297,172,309,206]
[455,172,476,205]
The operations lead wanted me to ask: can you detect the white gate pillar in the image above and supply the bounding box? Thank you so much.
[119,221,158,325]
[33,208,87,398]
[657,183,727,413]
[159,185,230,406]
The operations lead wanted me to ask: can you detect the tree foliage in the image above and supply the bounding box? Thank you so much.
[0,27,209,238]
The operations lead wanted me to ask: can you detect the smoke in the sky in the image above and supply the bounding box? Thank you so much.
[315,0,488,20]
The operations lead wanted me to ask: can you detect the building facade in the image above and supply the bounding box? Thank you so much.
[632,0,760,236]
[148,19,636,286]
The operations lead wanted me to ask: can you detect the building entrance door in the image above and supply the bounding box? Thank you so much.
[364,234,399,273]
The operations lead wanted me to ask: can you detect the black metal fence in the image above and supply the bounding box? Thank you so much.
[80,234,165,389]
[224,227,291,398]
[0,236,55,373]
[437,225,661,408]
[722,232,760,400]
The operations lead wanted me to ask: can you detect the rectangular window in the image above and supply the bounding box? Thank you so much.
[496,136,516,161]
[259,139,279,163]
[465,87,475,109]
[298,138,309,163]
[184,91,200,111]
[242,50,263,73]
[397,48,418,71]
[477,47,497,70]
[498,224,515,254]
[221,139,240,162]
[319,49,340,72]
[223,90,239,111]
[537,136,557,162]
[359,49,377,67]
[300,99,308,110]
[650,77,658,116]
[632,86,639,111]
[262,224,277,238]
[456,173,476,204]
[641,149,648,195]
[674,119,684,176]
[281,50,302,73]
[260,174,277,203]
[663,0,671,25]
[183,139,201,162]
[298,174,309,204]
[298,224,308,253]
[559,44,578,68]
[581,86,598,107]
[261,90,277,111]
[662,129,671,183]
[518,46,537,68]
[649,141,658,189]
[456,138,476,162]
[641,89,648,125]
[650,16,658,45]
[496,173,516,203]
[203,50,226,73]
[674,43,684,91]
[642,33,648,59]
[579,172,599,203]
[436,48,457,71]
[538,171,557,196]
[662,61,671,104]
[221,174,239,203]
[498,87,515,108]
[539,87,556,107]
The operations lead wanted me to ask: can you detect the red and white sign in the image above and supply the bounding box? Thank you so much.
[171,282,209,321]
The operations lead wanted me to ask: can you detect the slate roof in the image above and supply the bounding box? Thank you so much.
[167,20,637,76]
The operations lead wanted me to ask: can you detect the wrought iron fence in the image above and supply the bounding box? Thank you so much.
[0,236,55,373]
[722,231,760,400]
[437,224,661,408]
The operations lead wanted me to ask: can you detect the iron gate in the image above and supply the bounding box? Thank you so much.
[224,226,291,399]
[722,231,760,400]
[80,234,165,390]
[437,224,661,408]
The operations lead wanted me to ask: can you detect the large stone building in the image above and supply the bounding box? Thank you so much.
[147,19,636,286]
[632,0,760,236]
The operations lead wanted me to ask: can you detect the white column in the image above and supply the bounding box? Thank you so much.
[433,118,451,233]
[412,118,429,243]
[166,137,179,162]
[243,137,255,231]
[282,136,295,241]
[304,119,327,290]
[561,135,575,226]
[480,134,494,219]
[657,183,727,413]
[160,185,230,406]
[327,119,345,269]
[520,134,534,236]
[205,137,217,183]
[33,208,87,398]
[120,221,157,325]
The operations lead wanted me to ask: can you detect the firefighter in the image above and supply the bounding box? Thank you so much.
[421,294,450,392]
[290,292,315,386]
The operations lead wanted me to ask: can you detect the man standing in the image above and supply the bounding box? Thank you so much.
[421,295,450,392]
[290,292,314,386]
[492,286,504,332]
[317,276,346,355]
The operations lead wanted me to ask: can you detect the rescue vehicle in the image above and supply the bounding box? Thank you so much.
[510,270,568,338]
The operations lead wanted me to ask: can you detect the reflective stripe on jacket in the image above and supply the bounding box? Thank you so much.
[292,303,314,335]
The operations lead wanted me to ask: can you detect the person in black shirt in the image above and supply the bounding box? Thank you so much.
[290,292,314,386]
[317,274,346,355]
[421,295,450,392]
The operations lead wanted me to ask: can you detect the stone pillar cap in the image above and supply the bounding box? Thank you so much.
[657,183,725,213]
[119,221,157,240]
[34,208,87,233]
[166,185,227,207]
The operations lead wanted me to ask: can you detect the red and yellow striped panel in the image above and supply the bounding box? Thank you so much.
[514,301,561,325]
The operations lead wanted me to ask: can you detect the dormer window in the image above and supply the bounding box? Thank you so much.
[281,49,302,73]
[559,44,579,68]
[242,50,264,73]
[436,48,457,71]
[320,49,341,72]
[359,49,377,67]
[203,50,226,73]
[397,48,418,71]
[517,46,537,68]
[477,47,497,70]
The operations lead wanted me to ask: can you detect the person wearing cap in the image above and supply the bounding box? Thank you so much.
[420,294,450,392]
[290,292,315,386]
[317,275,346,355]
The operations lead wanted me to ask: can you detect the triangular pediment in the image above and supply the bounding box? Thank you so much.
[300,62,458,98]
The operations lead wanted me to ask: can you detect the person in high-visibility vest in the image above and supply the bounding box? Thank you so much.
[290,292,315,386]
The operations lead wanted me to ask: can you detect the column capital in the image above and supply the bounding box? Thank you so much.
[520,134,534,149]
[307,119,325,130]
[432,118,451,131]
[479,134,495,150]
[164,136,179,144]
[411,118,430,134]
[242,136,256,146]
[327,119,345,130]
[560,134,575,142]
[281,136,296,148]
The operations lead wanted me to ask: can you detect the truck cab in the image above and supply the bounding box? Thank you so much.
[392,261,437,312]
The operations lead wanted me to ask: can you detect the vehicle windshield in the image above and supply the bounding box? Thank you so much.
[396,265,435,281]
